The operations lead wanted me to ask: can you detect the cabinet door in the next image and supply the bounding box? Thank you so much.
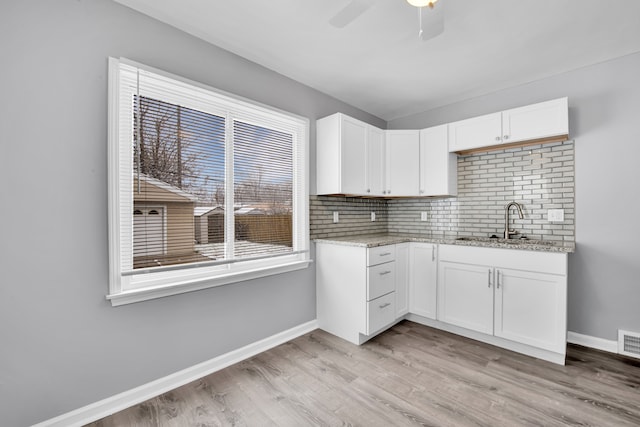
[494,268,567,353]
[502,97,568,144]
[448,112,502,152]
[409,243,438,319]
[385,130,420,196]
[419,125,457,197]
[395,243,410,318]
[438,261,494,334]
[367,126,385,197]
[340,116,368,195]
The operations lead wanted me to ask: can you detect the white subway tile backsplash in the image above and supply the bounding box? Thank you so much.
[310,141,575,242]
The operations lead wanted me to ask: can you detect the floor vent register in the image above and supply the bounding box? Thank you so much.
[619,330,640,359]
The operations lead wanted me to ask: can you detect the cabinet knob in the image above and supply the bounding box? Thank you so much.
[420,190,424,194]
[503,135,509,140]
[495,136,501,141]
[367,189,370,193]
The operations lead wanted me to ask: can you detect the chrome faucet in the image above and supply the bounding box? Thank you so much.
[504,201,524,239]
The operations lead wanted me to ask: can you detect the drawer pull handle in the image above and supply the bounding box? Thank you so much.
[379,252,392,256]
[379,270,392,276]
[379,302,391,309]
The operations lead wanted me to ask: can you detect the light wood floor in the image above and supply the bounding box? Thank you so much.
[88,321,640,426]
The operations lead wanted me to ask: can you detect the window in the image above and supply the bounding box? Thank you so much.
[108,58,309,306]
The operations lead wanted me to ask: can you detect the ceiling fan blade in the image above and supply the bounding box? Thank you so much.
[329,0,376,28]
[420,2,444,41]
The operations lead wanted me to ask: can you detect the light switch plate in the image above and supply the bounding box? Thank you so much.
[421,212,428,221]
[547,209,564,222]
[333,211,339,223]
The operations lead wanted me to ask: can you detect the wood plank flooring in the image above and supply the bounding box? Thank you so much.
[88,321,640,426]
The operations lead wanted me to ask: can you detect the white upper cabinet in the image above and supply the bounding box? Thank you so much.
[448,97,568,153]
[419,125,458,196]
[448,112,502,153]
[367,126,386,197]
[317,113,385,196]
[385,130,420,197]
[502,97,569,144]
[316,113,368,195]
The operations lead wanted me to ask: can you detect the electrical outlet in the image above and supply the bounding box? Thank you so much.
[547,209,564,222]
[371,212,376,222]
[333,211,339,223]
[421,212,428,221]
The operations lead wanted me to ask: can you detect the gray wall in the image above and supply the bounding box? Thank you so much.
[389,52,640,342]
[0,1,384,425]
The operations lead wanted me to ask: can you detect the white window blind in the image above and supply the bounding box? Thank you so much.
[108,58,309,305]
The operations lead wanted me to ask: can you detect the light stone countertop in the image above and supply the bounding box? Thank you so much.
[314,233,575,253]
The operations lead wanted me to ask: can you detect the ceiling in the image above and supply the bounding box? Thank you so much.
[113,0,640,122]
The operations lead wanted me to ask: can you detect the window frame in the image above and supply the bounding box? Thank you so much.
[107,57,310,306]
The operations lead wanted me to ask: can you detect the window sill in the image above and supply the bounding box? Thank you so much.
[107,259,313,306]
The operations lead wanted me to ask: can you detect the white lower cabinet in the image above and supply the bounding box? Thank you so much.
[367,292,396,336]
[368,261,396,301]
[395,243,410,318]
[438,261,494,334]
[409,242,438,320]
[316,242,403,345]
[317,240,568,363]
[437,244,568,356]
[494,268,567,353]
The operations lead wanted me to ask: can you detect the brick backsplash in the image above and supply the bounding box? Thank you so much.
[310,196,388,239]
[311,140,575,242]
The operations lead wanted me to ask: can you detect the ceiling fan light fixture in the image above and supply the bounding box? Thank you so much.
[407,0,438,8]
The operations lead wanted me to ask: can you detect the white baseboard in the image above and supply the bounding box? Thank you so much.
[34,320,319,427]
[567,331,618,354]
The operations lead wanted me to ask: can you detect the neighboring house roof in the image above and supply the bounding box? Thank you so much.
[194,206,216,216]
[235,207,266,215]
[133,173,198,203]
[194,206,224,216]
[194,204,291,216]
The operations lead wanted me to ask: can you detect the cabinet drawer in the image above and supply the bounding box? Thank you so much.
[367,292,396,335]
[367,245,396,266]
[368,262,396,301]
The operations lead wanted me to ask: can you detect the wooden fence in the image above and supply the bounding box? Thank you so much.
[208,214,292,246]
